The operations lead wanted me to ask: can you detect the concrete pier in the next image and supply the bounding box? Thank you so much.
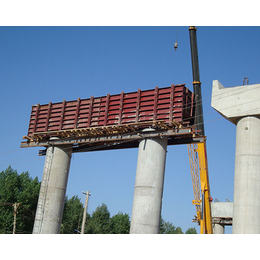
[213,224,225,234]
[212,80,260,234]
[211,202,233,234]
[233,116,260,233]
[130,135,167,234]
[33,142,72,234]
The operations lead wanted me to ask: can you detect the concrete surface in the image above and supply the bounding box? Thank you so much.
[211,202,233,219]
[233,116,260,233]
[211,80,260,234]
[211,80,260,125]
[213,223,225,234]
[130,136,167,234]
[211,202,233,234]
[33,143,72,234]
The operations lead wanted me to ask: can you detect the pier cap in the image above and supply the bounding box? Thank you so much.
[211,80,260,125]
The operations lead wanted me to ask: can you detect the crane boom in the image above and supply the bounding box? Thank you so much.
[188,26,212,234]
[197,140,213,234]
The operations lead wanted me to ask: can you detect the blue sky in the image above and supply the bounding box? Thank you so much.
[1,26,260,234]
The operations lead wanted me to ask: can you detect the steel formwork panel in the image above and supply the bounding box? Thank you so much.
[26,84,194,138]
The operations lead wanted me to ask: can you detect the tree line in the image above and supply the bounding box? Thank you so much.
[0,166,196,234]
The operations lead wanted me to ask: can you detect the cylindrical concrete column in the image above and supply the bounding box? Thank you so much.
[213,223,225,234]
[130,136,167,234]
[233,116,260,234]
[33,143,72,234]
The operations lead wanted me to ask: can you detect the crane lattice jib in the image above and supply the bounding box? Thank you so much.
[188,140,213,234]
[188,143,201,220]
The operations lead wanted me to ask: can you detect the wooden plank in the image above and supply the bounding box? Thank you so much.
[28,119,177,141]
[22,135,34,141]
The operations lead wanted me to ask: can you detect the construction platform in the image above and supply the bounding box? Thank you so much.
[21,120,204,155]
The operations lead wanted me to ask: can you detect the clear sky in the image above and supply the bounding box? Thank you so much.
[1,26,260,235]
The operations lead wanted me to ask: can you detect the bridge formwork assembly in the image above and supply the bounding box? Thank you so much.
[21,27,214,234]
[21,83,208,234]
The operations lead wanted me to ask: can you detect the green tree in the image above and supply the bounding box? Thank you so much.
[60,195,84,234]
[109,212,130,234]
[160,218,183,234]
[185,227,197,234]
[0,166,40,234]
[61,200,131,234]
[159,216,165,234]
[85,203,110,234]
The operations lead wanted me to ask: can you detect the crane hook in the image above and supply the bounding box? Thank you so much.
[174,40,178,51]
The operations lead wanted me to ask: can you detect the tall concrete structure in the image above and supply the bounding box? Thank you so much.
[130,134,168,234]
[33,140,72,234]
[212,80,260,234]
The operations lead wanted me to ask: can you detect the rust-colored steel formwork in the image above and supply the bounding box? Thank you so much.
[27,84,193,135]
[22,84,196,151]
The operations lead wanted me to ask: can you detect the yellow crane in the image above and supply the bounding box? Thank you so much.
[188,140,213,234]
[186,26,213,234]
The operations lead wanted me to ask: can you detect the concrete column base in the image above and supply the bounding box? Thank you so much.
[233,116,260,234]
[33,143,72,234]
[213,224,225,234]
[130,136,167,234]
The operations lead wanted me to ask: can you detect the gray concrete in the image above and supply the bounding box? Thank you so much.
[211,202,233,234]
[233,116,260,233]
[213,223,225,234]
[211,80,260,124]
[33,142,72,234]
[130,136,167,234]
[212,80,260,234]
[211,202,233,219]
